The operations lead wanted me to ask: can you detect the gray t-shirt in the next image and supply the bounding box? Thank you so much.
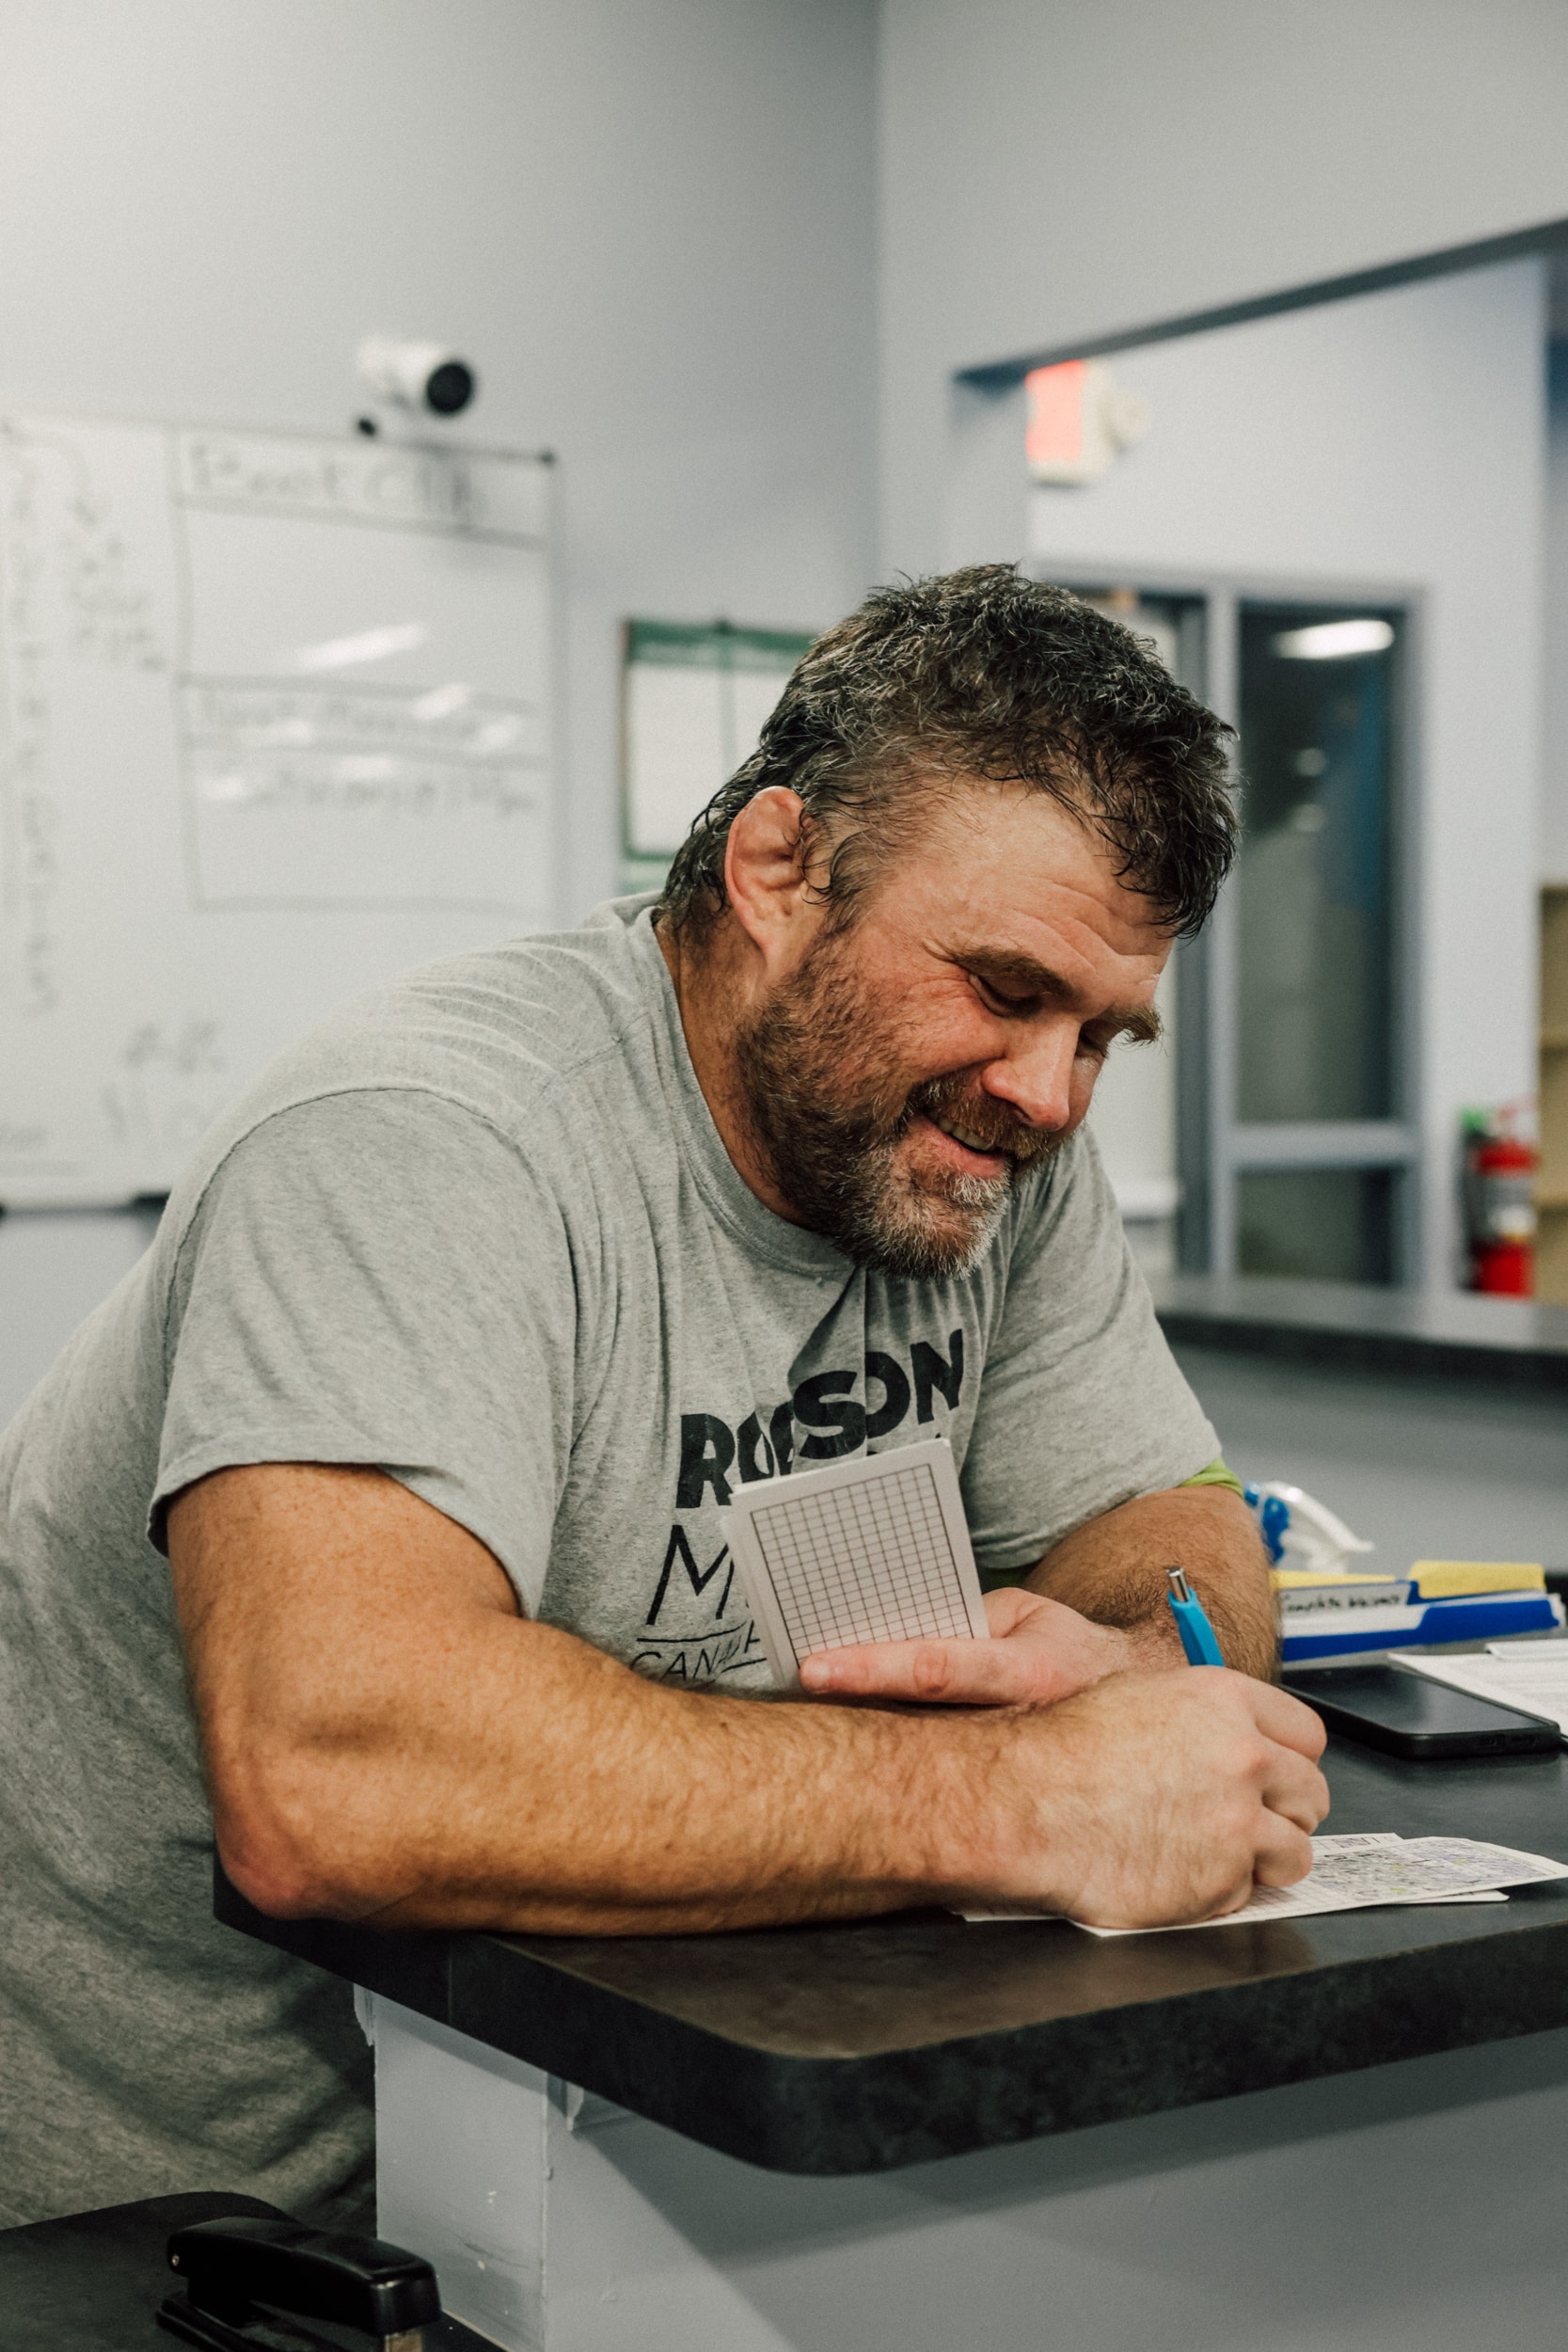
[0,897,1216,2225]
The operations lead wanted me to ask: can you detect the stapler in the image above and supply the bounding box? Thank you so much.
[157,2215,441,2352]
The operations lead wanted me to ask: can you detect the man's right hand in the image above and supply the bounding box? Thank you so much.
[951,1670,1328,1930]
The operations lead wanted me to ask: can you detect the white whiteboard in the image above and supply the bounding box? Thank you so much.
[0,413,554,1205]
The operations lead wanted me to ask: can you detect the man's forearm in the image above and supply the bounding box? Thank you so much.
[1023,1486,1277,1679]
[239,1613,994,1936]
[176,1464,999,1936]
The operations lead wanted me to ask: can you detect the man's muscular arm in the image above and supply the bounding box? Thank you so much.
[1025,1484,1277,1679]
[168,1462,1321,1937]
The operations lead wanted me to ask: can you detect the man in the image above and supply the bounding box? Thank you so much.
[0,565,1326,2231]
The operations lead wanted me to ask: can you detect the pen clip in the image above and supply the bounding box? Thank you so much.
[1165,1565,1226,1667]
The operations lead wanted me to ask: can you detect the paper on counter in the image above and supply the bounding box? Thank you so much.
[961,1832,1565,1932]
[1389,1645,1568,1740]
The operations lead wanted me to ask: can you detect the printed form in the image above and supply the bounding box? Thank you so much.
[964,1832,1568,1931]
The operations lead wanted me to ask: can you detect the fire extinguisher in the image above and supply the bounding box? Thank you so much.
[1463,1110,1538,1295]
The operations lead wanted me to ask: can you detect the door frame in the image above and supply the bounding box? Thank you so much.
[1030,561,1425,1280]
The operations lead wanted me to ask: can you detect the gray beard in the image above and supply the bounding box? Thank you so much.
[731,943,1060,1280]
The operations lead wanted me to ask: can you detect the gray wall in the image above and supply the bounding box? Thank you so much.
[0,0,879,1410]
[879,0,1568,572]
[10,2,1568,1385]
[0,0,879,926]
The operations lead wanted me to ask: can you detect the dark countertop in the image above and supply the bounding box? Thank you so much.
[216,1735,1568,2178]
[1148,1273,1568,1389]
[0,2194,284,2352]
[0,2193,489,2351]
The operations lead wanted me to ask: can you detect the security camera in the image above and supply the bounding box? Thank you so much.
[356,336,478,419]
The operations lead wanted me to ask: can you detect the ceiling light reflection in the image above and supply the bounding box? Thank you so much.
[1272,618,1394,660]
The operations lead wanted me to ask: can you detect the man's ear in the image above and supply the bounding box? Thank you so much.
[722,788,822,969]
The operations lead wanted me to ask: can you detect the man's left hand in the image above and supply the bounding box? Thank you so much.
[797,1586,1153,1708]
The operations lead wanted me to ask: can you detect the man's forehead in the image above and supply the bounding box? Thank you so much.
[901,777,1161,924]
[897,797,1170,969]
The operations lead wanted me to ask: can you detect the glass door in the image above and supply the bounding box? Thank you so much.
[1223,599,1413,1281]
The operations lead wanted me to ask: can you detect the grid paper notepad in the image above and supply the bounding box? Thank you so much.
[722,1439,989,1690]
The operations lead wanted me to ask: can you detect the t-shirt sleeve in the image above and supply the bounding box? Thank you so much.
[149,1089,578,1615]
[960,1126,1220,1577]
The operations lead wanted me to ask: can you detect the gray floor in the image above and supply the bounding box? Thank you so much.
[1173,1340,1568,1571]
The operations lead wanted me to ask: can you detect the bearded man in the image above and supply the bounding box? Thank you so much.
[0,565,1326,2231]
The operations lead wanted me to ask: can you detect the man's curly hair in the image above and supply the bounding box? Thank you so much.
[656,564,1236,942]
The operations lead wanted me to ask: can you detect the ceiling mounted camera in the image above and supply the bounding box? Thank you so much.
[356,336,478,423]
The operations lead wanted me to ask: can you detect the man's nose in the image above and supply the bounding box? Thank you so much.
[982,1022,1078,1133]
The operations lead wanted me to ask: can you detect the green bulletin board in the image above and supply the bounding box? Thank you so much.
[620,618,815,895]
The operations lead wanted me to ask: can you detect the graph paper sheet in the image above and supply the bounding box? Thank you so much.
[721,1439,989,1691]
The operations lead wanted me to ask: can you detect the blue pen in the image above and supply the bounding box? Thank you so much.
[1166,1566,1226,1666]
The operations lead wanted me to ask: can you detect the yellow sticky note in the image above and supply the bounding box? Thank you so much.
[1407,1561,1545,1599]
[1271,1569,1391,1591]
